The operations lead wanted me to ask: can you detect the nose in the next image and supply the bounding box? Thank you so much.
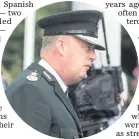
[89,50,96,62]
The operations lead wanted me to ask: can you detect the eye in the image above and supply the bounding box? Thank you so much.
[87,46,91,51]
[85,43,95,50]
[87,46,95,52]
[82,42,95,52]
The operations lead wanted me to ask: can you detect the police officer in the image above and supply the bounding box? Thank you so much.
[6,10,105,138]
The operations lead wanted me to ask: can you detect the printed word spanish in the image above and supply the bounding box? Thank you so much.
[3,1,33,9]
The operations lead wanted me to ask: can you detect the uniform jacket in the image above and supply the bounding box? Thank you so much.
[6,63,83,139]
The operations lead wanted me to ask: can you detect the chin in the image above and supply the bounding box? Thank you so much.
[79,73,87,81]
[70,72,87,85]
[72,77,83,85]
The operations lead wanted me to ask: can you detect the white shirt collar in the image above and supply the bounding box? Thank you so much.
[38,59,67,93]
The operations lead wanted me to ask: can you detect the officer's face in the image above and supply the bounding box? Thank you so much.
[64,36,96,84]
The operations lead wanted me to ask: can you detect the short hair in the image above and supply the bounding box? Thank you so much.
[42,35,60,49]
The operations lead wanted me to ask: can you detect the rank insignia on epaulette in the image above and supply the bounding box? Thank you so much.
[43,71,51,81]
[26,72,38,81]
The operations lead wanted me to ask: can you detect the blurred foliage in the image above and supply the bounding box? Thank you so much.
[2,1,72,82]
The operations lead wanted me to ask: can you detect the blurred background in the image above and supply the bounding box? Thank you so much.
[1,1,138,109]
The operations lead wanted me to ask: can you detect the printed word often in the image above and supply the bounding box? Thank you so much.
[118,9,137,16]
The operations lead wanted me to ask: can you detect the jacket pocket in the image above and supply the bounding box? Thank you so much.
[60,126,79,139]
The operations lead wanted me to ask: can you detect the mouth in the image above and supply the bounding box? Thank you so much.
[84,65,91,70]
[85,64,91,68]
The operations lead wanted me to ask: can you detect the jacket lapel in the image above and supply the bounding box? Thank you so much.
[28,63,82,136]
[41,68,82,134]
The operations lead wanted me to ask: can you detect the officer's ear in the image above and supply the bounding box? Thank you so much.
[55,36,68,56]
